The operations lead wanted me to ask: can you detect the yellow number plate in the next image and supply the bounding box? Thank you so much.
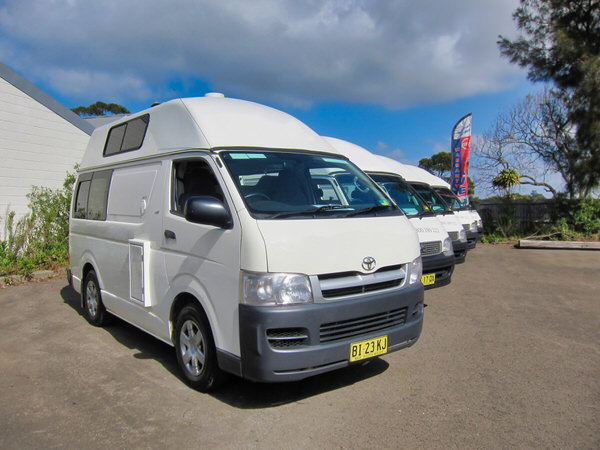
[350,335,388,362]
[421,273,436,286]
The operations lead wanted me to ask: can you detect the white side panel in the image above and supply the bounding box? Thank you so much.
[108,164,160,221]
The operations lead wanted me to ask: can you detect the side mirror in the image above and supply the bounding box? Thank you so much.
[184,196,233,229]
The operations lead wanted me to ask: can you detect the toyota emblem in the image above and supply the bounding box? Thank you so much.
[362,256,376,271]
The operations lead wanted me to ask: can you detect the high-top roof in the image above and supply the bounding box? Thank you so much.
[80,95,335,170]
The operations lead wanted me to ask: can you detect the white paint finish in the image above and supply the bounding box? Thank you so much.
[409,215,449,245]
[257,215,420,275]
[436,212,464,235]
[80,96,336,170]
[107,163,160,220]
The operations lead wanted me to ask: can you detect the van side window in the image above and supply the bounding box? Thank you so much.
[73,170,113,220]
[172,160,224,214]
[103,114,150,156]
[73,174,92,219]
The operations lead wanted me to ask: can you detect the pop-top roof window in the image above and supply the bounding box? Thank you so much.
[103,114,150,156]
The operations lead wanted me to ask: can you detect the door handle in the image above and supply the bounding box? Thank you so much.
[164,230,176,240]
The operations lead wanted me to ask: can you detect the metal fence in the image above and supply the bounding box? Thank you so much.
[473,199,556,233]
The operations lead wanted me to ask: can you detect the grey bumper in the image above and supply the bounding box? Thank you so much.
[452,240,468,264]
[237,282,424,382]
[422,252,455,289]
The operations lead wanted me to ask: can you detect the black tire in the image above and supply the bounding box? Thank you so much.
[82,270,110,326]
[174,304,227,392]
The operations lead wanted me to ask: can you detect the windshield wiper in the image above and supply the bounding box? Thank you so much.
[345,204,392,217]
[417,209,435,217]
[269,205,350,219]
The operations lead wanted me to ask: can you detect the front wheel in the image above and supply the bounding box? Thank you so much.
[174,305,227,392]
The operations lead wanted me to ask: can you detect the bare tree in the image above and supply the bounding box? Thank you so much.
[471,88,584,198]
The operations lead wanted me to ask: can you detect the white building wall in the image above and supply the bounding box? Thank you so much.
[0,76,90,234]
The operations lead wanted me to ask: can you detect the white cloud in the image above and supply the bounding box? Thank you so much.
[44,68,154,102]
[0,0,523,109]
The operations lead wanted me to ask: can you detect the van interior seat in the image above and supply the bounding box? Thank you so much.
[271,169,310,205]
[178,164,223,212]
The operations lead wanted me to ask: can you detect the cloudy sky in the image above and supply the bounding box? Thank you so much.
[0,0,551,195]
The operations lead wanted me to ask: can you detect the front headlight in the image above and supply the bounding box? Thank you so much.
[442,237,454,256]
[243,272,313,306]
[408,256,422,285]
[459,229,467,242]
[477,219,483,230]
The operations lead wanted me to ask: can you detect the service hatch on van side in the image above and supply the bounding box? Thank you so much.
[68,94,425,391]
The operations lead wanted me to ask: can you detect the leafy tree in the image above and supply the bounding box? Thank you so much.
[419,151,475,196]
[72,101,130,117]
[498,0,600,196]
[418,152,452,179]
[493,168,521,197]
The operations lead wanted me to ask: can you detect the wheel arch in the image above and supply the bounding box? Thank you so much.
[169,293,213,345]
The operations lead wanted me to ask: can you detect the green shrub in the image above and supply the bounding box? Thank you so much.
[0,168,75,277]
[572,199,600,235]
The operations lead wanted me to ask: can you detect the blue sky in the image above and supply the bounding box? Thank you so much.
[0,0,555,196]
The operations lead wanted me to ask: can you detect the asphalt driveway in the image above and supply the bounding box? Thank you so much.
[0,245,598,448]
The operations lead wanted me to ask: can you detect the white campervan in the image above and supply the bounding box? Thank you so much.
[324,137,456,289]
[68,95,425,391]
[407,166,482,248]
[422,174,484,242]
[358,156,469,264]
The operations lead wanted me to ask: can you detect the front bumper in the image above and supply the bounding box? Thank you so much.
[422,252,455,290]
[452,240,468,264]
[466,230,478,249]
[237,282,424,382]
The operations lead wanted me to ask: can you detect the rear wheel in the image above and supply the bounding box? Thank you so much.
[82,270,110,326]
[174,304,227,391]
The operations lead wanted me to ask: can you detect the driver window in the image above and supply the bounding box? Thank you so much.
[172,160,224,214]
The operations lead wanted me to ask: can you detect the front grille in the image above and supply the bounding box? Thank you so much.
[321,279,401,297]
[462,224,470,231]
[317,265,406,299]
[267,328,308,348]
[320,308,408,343]
[420,240,442,256]
[448,231,459,241]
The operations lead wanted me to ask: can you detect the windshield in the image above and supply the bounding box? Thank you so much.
[220,150,400,219]
[409,183,452,213]
[433,187,468,211]
[369,173,429,217]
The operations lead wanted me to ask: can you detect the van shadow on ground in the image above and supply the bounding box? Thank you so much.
[60,285,389,409]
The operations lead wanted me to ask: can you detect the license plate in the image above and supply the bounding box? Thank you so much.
[349,335,388,362]
[421,273,436,286]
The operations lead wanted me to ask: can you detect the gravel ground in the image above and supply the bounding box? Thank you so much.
[0,244,598,449]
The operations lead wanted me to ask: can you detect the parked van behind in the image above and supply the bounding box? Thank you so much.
[324,137,455,289]
[357,156,469,264]
[406,166,482,248]
[424,176,483,242]
[68,95,425,391]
